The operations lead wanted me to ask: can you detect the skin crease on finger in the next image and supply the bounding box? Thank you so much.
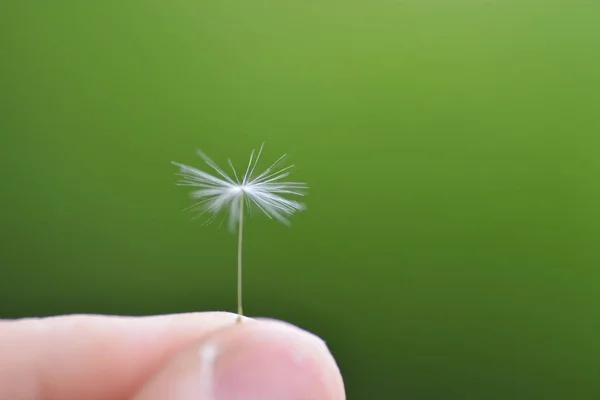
[0,313,346,400]
[0,312,248,400]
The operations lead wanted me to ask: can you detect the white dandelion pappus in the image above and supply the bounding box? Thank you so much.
[172,143,307,228]
[172,143,307,322]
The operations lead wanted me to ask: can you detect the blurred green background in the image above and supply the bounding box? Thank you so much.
[1,1,599,398]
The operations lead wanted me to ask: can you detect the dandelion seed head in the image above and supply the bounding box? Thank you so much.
[172,143,307,230]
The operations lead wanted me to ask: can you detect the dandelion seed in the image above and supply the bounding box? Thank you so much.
[172,143,307,322]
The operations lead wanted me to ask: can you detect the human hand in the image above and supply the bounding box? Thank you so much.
[0,312,345,400]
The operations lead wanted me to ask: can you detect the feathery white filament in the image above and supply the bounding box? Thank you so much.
[172,143,307,230]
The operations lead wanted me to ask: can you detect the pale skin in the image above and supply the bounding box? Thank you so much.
[0,312,345,400]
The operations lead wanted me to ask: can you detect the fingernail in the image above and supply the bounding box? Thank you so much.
[198,341,221,399]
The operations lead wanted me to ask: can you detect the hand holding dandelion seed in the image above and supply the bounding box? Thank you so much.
[172,144,307,322]
[0,150,344,400]
[0,313,345,400]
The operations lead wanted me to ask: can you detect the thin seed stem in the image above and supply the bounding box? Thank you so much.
[236,195,244,323]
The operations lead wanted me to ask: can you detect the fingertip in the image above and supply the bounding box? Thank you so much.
[133,318,345,400]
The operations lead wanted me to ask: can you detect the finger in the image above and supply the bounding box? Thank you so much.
[0,312,247,400]
[132,318,345,400]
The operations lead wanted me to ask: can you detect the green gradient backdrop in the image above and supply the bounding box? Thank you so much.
[1,1,599,398]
